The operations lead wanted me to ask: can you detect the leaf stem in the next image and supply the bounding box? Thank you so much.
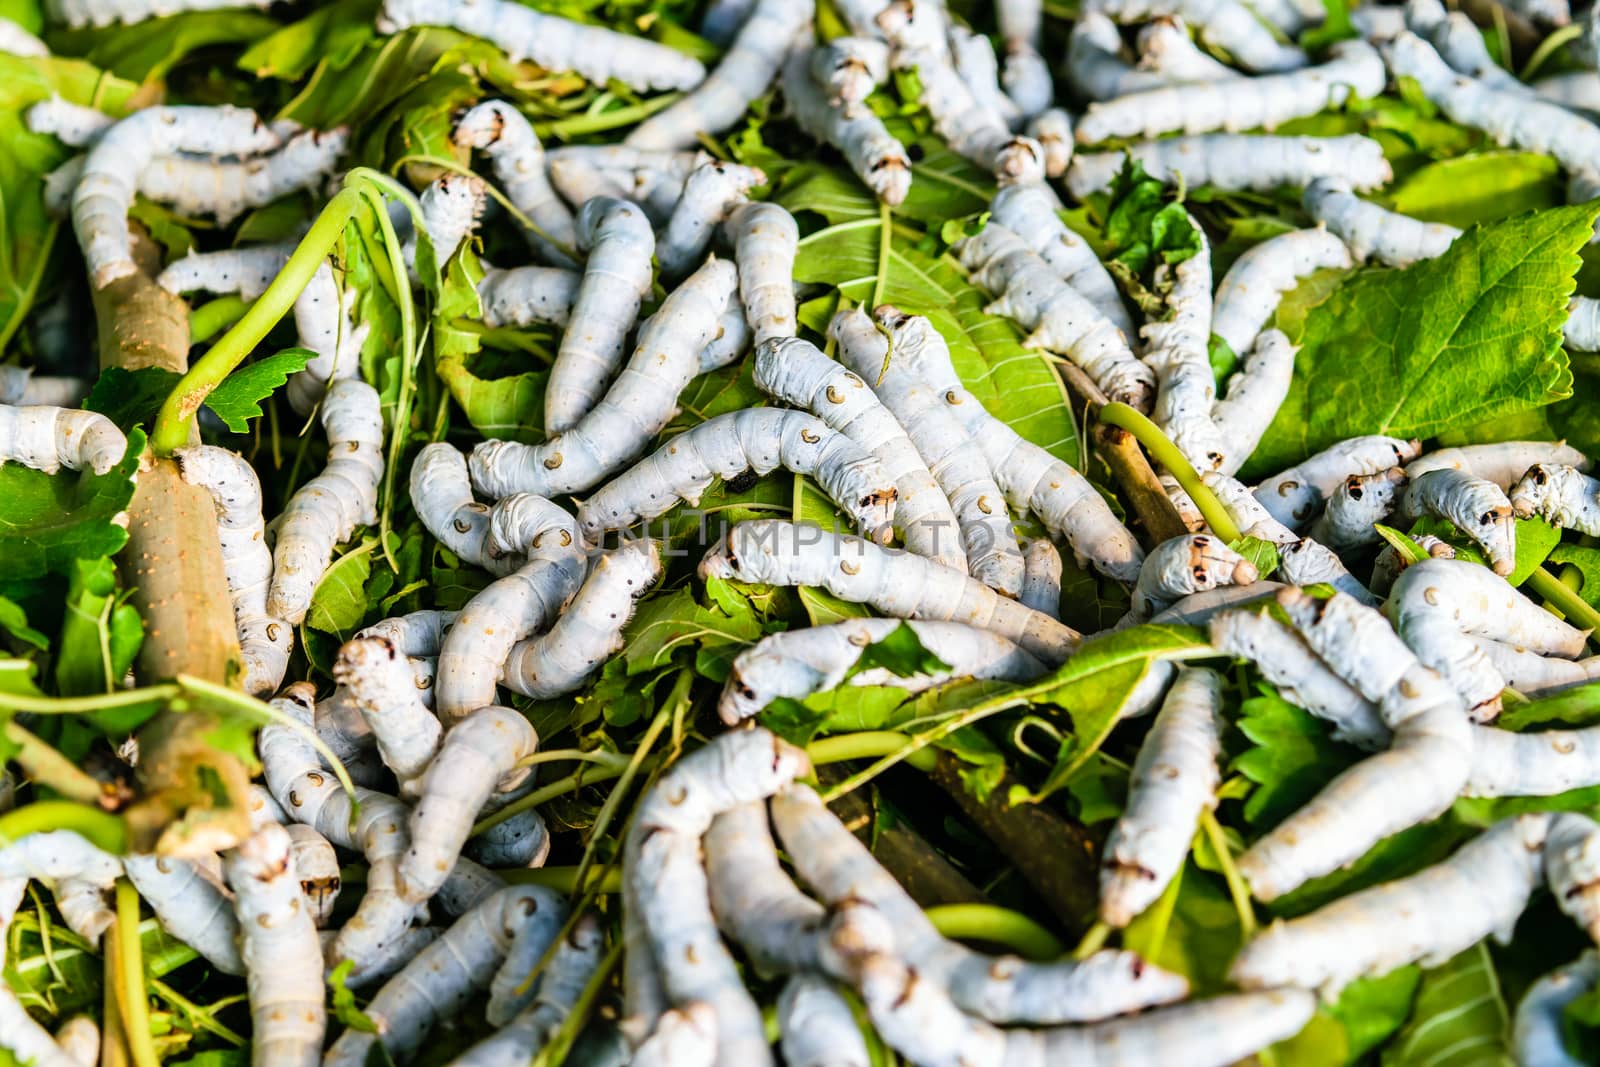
[0,684,179,714]
[188,295,251,344]
[1199,809,1256,939]
[502,866,624,894]
[1097,403,1241,543]
[925,904,1065,960]
[807,731,940,773]
[3,723,115,807]
[1527,566,1600,635]
[0,801,127,853]
[872,200,892,311]
[114,880,161,1067]
[1070,920,1112,960]
[537,93,683,139]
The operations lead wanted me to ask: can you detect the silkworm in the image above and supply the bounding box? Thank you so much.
[333,635,442,792]
[1253,434,1422,530]
[0,405,127,475]
[1303,178,1460,266]
[986,181,1132,337]
[1067,134,1391,198]
[657,161,766,280]
[1132,534,1259,617]
[1211,227,1352,360]
[1514,952,1598,1067]
[1511,462,1600,534]
[780,47,912,205]
[1092,0,1307,72]
[454,100,576,264]
[1398,467,1517,576]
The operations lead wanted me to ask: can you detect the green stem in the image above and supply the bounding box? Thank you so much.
[188,296,251,345]
[807,731,939,773]
[502,866,624,894]
[516,748,632,771]
[1527,566,1600,636]
[1097,403,1241,543]
[1199,809,1256,939]
[537,93,683,139]
[872,201,892,311]
[925,904,1065,960]
[175,675,358,802]
[1520,21,1582,78]
[3,723,113,806]
[0,802,126,853]
[115,880,161,1067]
[151,183,367,455]
[1070,920,1111,961]
[0,683,179,714]
[472,764,633,836]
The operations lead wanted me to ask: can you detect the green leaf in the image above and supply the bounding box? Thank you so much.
[846,621,951,681]
[1121,858,1243,993]
[1383,152,1563,230]
[623,584,764,677]
[305,542,377,637]
[46,10,280,82]
[1497,679,1600,731]
[54,556,143,702]
[84,367,181,432]
[1230,536,1281,581]
[0,427,143,581]
[0,597,46,651]
[1380,944,1515,1067]
[1232,685,1362,828]
[1404,516,1561,588]
[1332,968,1425,1062]
[327,959,379,1034]
[204,349,315,433]
[1548,544,1600,608]
[1248,205,1592,476]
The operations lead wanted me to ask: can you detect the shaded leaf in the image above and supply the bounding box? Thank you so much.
[1232,685,1361,828]
[306,543,376,637]
[1380,944,1514,1067]
[0,427,143,581]
[54,557,143,704]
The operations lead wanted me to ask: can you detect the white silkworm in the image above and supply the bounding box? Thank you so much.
[285,823,341,929]
[225,824,327,1067]
[27,98,112,146]
[1232,814,1549,998]
[948,25,1021,126]
[1310,467,1406,551]
[1068,12,1157,100]
[53,1017,97,1067]
[1254,434,1422,530]
[0,832,121,944]
[1303,177,1460,266]
[1537,71,1600,112]
[754,336,964,570]
[1144,215,1231,473]
[577,409,898,541]
[1214,330,1298,475]
[466,807,551,869]
[1136,16,1242,82]
[627,0,814,150]
[327,926,440,993]
[1066,134,1391,199]
[780,47,912,205]
[1026,108,1074,178]
[956,221,1155,409]
[71,105,280,286]
[49,0,272,27]
[376,0,705,91]
[453,100,575,263]
[832,306,1023,595]
[1102,667,1223,927]
[1514,952,1598,1067]
[359,610,458,657]
[484,886,570,1025]
[1077,41,1384,143]
[501,539,661,699]
[701,520,1082,662]
[285,261,368,416]
[0,368,90,408]
[470,257,735,499]
[1020,537,1062,618]
[324,886,559,1066]
[400,705,539,903]
[1211,228,1352,359]
[987,181,1132,336]
[1512,462,1600,533]
[156,242,293,299]
[1466,720,1600,797]
[1545,813,1600,943]
[403,173,487,278]
[333,635,442,792]
[1471,637,1600,697]
[1405,0,1528,93]
[1409,441,1590,489]
[631,1003,719,1067]
[770,783,1190,1024]
[1506,0,1571,25]
[1132,534,1259,617]
[1386,558,1586,719]
[634,728,811,840]
[1092,0,1307,72]
[875,308,1146,582]
[728,200,799,346]
[136,128,348,227]
[658,162,766,280]
[175,445,291,696]
[1390,32,1600,177]
[0,16,47,55]
[1398,467,1517,576]
[455,913,603,1067]
[123,854,246,975]
[266,379,383,625]
[0,405,127,475]
[718,618,1045,724]
[810,37,891,110]
[546,146,710,226]
[476,266,579,330]
[701,0,756,43]
[1209,609,1391,748]
[778,976,870,1067]
[1241,589,1473,900]
[410,443,509,574]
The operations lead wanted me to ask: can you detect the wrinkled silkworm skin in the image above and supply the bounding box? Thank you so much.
[634,727,811,839]
[728,200,800,345]
[1102,667,1224,927]
[1144,216,1232,473]
[1410,441,1590,488]
[657,162,766,280]
[410,442,502,572]
[949,25,1022,126]
[454,100,576,264]
[1019,537,1062,618]
[1211,227,1352,359]
[470,257,735,499]
[334,635,442,792]
[755,336,964,570]
[1303,177,1460,266]
[71,105,280,286]
[546,146,710,225]
[780,47,912,205]
[1386,558,1586,720]
[285,822,341,929]
[1025,107,1073,177]
[1537,70,1600,114]
[266,380,384,624]
[1203,469,1375,604]
[1067,133,1391,198]
[1067,12,1147,100]
[0,870,92,1067]
[403,173,487,280]
[359,610,458,657]
[0,404,127,475]
[53,1017,97,1067]
[155,242,294,300]
[285,261,369,417]
[704,802,838,974]
[1136,16,1243,79]
[27,97,113,145]
[810,36,891,111]
[324,886,558,1066]
[49,0,271,26]
[1092,0,1306,71]
[631,1003,719,1067]
[457,913,604,1067]
[1233,814,1550,999]
[629,0,814,150]
[702,519,1082,662]
[133,128,348,227]
[376,0,705,91]
[497,173,601,386]
[985,181,1128,336]
[578,409,897,542]
[1545,812,1600,943]
[123,854,246,975]
[698,287,753,375]
[225,824,328,1067]
[1512,462,1600,534]
[1310,467,1406,552]
[957,223,1154,408]
[399,705,539,904]
[1514,952,1598,1067]
[778,975,871,1067]
[502,539,662,699]
[770,783,1190,1024]
[0,16,47,55]
[718,618,1044,724]
[1253,434,1422,530]
[0,832,121,944]
[1207,327,1287,474]
[1209,609,1390,749]
[1467,719,1600,797]
[322,925,440,992]
[1471,637,1600,697]
[1405,0,1532,91]
[1398,468,1518,576]
[481,884,570,1026]
[466,807,551,869]
[476,265,580,328]
[876,307,1146,582]
[832,306,1023,595]
[1132,535,1259,618]
[1241,589,1473,900]
[174,445,291,695]
[1077,41,1382,144]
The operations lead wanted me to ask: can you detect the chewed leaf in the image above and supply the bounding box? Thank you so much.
[1231,685,1359,828]
[204,347,313,433]
[0,427,143,581]
[847,621,952,681]
[1378,944,1515,1067]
